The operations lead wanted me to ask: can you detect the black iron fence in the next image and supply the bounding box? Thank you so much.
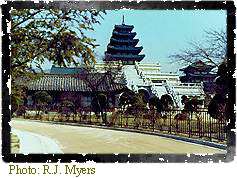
[23,109,227,144]
[107,109,227,143]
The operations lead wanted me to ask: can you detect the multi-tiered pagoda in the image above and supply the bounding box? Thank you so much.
[180,60,217,94]
[104,17,145,65]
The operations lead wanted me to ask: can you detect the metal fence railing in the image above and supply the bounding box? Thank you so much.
[23,108,227,144]
[107,110,227,143]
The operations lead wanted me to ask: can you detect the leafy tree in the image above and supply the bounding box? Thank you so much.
[124,93,147,124]
[125,93,147,127]
[11,85,26,114]
[138,89,150,103]
[160,94,174,111]
[59,100,76,121]
[120,91,146,116]
[208,61,229,121]
[34,91,52,115]
[130,93,147,112]
[148,96,158,109]
[148,95,163,113]
[181,95,202,112]
[215,61,229,95]
[11,9,105,113]
[124,89,149,116]
[174,95,203,122]
[147,95,161,125]
[91,93,108,124]
[208,94,226,121]
[118,90,135,111]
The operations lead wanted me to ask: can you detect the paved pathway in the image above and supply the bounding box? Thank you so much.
[12,129,63,154]
[11,119,226,154]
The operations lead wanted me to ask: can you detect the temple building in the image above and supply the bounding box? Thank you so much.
[180,60,217,94]
[104,16,145,65]
[24,66,126,111]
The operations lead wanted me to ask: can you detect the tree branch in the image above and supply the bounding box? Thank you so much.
[12,10,43,30]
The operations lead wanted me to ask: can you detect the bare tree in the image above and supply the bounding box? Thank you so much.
[102,61,124,83]
[170,30,227,67]
[77,63,125,124]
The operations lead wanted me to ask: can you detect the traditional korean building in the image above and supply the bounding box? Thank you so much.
[24,66,126,111]
[180,60,217,94]
[104,16,145,65]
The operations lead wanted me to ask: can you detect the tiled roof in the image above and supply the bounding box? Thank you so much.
[180,60,215,72]
[50,66,82,75]
[27,73,126,92]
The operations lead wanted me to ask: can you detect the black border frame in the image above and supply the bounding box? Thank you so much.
[1,1,236,163]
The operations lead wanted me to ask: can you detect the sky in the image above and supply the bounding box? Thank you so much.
[42,9,227,73]
[87,9,227,73]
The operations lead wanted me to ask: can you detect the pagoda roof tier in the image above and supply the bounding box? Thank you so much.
[112,31,136,38]
[187,73,217,78]
[107,45,143,54]
[105,53,145,62]
[110,38,139,46]
[180,60,215,72]
[115,24,134,31]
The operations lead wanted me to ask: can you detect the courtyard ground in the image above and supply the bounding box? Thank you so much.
[11,118,226,154]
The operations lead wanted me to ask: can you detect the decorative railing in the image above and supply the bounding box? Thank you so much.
[22,109,228,144]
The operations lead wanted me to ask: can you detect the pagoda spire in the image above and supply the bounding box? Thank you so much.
[122,15,125,25]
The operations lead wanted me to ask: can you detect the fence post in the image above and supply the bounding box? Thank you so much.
[223,120,227,141]
[218,118,225,142]
[153,116,155,132]
[188,112,192,138]
[126,116,128,128]
[198,114,201,138]
[79,112,82,123]
[169,111,172,134]
[209,116,212,142]
[218,120,221,141]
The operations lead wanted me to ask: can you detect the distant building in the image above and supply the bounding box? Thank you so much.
[180,60,217,94]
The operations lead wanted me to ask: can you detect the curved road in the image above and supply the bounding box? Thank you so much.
[11,119,226,154]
